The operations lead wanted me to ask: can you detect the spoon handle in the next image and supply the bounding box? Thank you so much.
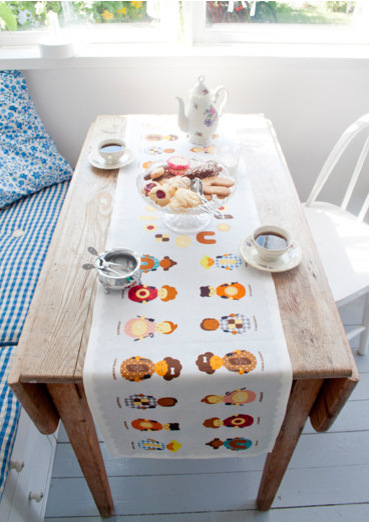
[82,263,96,270]
[87,246,99,256]
[191,178,225,219]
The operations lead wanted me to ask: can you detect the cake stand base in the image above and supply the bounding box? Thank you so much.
[162,212,212,234]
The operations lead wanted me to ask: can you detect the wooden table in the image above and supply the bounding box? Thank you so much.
[8,114,359,518]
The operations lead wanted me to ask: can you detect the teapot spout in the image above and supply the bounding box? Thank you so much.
[176,96,189,133]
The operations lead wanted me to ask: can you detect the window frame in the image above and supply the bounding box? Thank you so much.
[1,1,369,49]
[0,1,178,47]
[191,1,369,46]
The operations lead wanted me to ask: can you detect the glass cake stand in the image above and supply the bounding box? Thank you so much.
[137,160,234,234]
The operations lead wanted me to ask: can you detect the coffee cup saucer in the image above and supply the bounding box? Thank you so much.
[89,148,134,170]
[240,235,302,273]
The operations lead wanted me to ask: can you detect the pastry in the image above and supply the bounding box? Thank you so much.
[150,166,166,179]
[142,181,159,196]
[202,175,235,198]
[169,188,202,209]
[144,163,168,182]
[149,186,173,206]
[167,156,190,175]
[203,185,231,199]
[202,176,235,187]
[186,160,223,180]
[166,176,191,190]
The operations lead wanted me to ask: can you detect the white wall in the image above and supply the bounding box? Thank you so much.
[23,55,369,201]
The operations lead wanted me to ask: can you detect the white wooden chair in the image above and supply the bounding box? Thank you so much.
[304,113,369,355]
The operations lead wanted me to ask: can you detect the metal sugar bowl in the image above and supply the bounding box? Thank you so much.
[84,247,141,293]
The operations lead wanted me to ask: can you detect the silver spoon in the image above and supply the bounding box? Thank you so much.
[82,263,124,278]
[87,246,125,269]
[190,178,225,219]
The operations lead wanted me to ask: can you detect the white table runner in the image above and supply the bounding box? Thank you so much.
[83,115,292,458]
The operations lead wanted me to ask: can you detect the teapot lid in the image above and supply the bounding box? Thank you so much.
[192,75,209,96]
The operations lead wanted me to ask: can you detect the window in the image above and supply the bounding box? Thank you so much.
[0,1,368,48]
[191,1,369,44]
[0,1,178,45]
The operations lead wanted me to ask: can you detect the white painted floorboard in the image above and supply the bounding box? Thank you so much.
[44,350,369,521]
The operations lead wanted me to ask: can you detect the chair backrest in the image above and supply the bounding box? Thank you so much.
[305,113,369,222]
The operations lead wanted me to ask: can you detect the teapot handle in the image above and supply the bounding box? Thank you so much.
[214,86,228,116]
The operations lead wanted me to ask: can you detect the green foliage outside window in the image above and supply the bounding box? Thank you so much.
[206,1,356,25]
[0,1,358,32]
[0,1,17,30]
[0,1,152,31]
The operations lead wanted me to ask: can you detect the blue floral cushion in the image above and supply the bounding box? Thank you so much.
[0,70,72,209]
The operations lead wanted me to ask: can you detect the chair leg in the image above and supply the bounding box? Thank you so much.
[359,293,369,355]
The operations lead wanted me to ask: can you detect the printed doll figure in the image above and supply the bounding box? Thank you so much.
[120,355,182,382]
[137,439,181,453]
[128,284,177,303]
[200,282,246,300]
[200,313,253,335]
[200,254,242,271]
[124,394,178,409]
[196,350,257,375]
[124,316,177,341]
[201,388,256,406]
[206,437,253,451]
[202,414,254,429]
[141,254,177,273]
[131,418,180,431]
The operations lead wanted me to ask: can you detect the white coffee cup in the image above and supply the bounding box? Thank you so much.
[98,138,126,165]
[251,225,292,262]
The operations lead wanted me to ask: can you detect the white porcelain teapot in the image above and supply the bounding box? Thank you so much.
[176,75,228,145]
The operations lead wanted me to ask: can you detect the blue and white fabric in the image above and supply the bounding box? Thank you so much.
[0,70,72,209]
[0,180,69,501]
[0,180,70,345]
[0,344,20,501]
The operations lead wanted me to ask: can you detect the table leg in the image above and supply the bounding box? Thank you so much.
[47,382,114,518]
[257,379,323,511]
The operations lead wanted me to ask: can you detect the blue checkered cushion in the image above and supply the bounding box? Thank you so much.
[0,180,69,501]
[0,344,20,501]
[0,180,69,344]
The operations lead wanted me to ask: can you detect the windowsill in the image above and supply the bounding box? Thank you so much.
[1,41,369,68]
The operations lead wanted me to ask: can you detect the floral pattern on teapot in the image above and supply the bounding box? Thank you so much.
[177,75,228,145]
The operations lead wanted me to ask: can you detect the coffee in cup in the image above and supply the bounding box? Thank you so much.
[98,138,126,165]
[251,225,291,262]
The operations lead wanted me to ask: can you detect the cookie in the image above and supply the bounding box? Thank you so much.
[142,181,159,196]
[203,185,231,198]
[150,167,166,179]
[166,176,191,190]
[202,176,235,188]
[169,188,202,209]
[202,175,234,198]
[149,186,172,206]
[186,161,223,180]
[167,156,190,175]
